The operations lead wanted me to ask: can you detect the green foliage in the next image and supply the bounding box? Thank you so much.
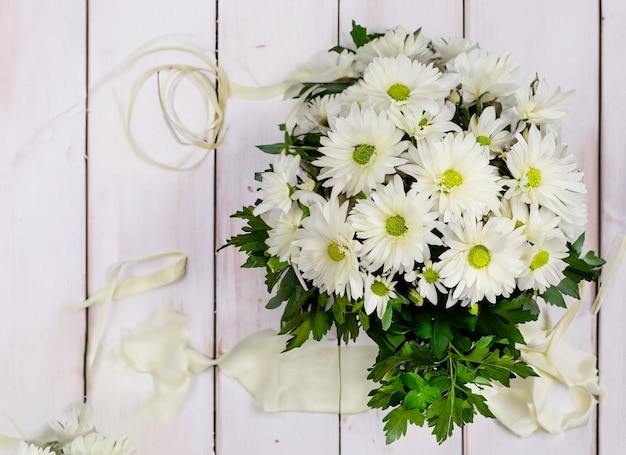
[350,20,383,48]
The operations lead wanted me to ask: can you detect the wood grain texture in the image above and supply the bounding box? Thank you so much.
[214,2,342,454]
[0,0,86,448]
[598,0,626,453]
[86,1,215,453]
[337,2,465,452]
[465,1,600,454]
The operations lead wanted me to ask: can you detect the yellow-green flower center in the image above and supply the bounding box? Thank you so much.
[530,250,550,271]
[327,243,346,262]
[467,245,491,269]
[476,135,492,146]
[441,169,464,191]
[385,215,408,237]
[526,167,542,188]
[371,281,388,297]
[353,144,376,165]
[387,83,411,102]
[419,117,429,127]
[423,269,439,283]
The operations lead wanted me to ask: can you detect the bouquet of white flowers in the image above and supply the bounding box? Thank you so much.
[225,22,604,443]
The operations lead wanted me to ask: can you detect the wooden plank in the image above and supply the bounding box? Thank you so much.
[337,2,465,453]
[0,0,86,447]
[465,1,600,453]
[214,1,341,453]
[598,0,626,453]
[86,1,216,453]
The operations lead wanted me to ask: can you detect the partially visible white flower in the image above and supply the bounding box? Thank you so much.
[518,235,568,293]
[468,106,513,157]
[254,152,303,217]
[500,197,562,244]
[349,175,441,274]
[293,94,343,135]
[354,26,432,71]
[266,204,303,263]
[17,442,54,455]
[47,406,94,448]
[285,50,356,98]
[406,260,448,305]
[364,274,397,319]
[294,199,363,299]
[402,132,502,222]
[449,49,519,105]
[390,101,461,141]
[511,80,574,127]
[504,126,587,235]
[314,103,408,197]
[431,36,479,66]
[359,55,458,116]
[62,433,135,455]
[439,216,526,304]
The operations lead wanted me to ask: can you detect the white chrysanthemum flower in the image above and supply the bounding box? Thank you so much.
[354,26,432,71]
[48,406,94,448]
[62,433,135,455]
[293,199,363,299]
[359,55,458,116]
[449,49,519,105]
[314,103,408,197]
[266,204,303,263]
[17,443,55,455]
[390,101,461,141]
[468,106,512,157]
[364,274,397,318]
[293,94,343,135]
[511,80,573,126]
[405,260,448,305]
[503,126,587,236]
[439,216,525,304]
[349,175,441,274]
[518,236,568,293]
[402,132,503,222]
[431,36,479,65]
[254,152,303,217]
[500,197,562,244]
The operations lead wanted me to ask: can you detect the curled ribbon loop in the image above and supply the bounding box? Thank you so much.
[78,252,187,366]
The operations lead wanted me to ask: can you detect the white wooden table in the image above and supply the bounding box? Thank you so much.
[1,1,624,454]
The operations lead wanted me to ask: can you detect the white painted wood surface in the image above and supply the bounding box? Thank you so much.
[1,1,622,454]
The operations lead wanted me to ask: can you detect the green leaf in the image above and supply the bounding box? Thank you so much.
[571,232,585,256]
[490,292,539,324]
[432,319,454,359]
[383,407,425,444]
[256,143,287,154]
[583,250,606,267]
[311,307,331,341]
[557,276,580,298]
[381,302,394,331]
[541,285,567,308]
[350,20,369,47]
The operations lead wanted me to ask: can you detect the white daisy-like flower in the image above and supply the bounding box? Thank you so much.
[389,101,461,141]
[439,216,526,304]
[518,235,568,293]
[349,175,441,274]
[406,260,448,305]
[449,49,519,105]
[468,106,512,157]
[354,26,432,72]
[293,199,363,299]
[431,36,479,66]
[293,94,343,135]
[314,103,408,197]
[511,80,573,127]
[47,406,94,448]
[503,126,587,234]
[402,132,503,222]
[364,274,398,318]
[358,55,458,116]
[17,443,55,455]
[500,197,563,244]
[62,433,136,455]
[266,204,303,263]
[253,152,303,217]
